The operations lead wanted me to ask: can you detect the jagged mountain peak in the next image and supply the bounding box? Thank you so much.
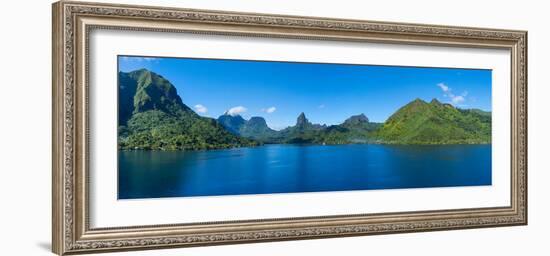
[343,113,369,125]
[219,112,246,120]
[118,69,189,125]
[430,98,442,105]
[413,97,426,103]
[430,98,454,109]
[296,112,310,127]
[217,114,246,134]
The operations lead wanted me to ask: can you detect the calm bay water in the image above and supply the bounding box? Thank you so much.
[118,144,491,199]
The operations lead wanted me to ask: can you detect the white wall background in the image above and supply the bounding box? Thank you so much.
[0,0,547,255]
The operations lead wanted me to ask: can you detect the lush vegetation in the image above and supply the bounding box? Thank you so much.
[219,112,382,145]
[118,69,257,150]
[217,100,491,146]
[276,113,381,144]
[119,69,492,151]
[373,99,491,144]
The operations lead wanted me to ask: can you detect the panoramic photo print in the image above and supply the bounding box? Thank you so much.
[117,55,492,199]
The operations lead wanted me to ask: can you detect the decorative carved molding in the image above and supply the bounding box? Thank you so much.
[70,215,525,250]
[66,4,524,39]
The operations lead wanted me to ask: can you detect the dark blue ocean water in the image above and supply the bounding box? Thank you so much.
[118,144,491,199]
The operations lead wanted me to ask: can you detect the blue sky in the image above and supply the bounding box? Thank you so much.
[119,56,492,130]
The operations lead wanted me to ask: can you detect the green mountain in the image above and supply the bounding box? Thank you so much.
[321,114,382,144]
[217,113,246,134]
[374,98,491,144]
[217,114,279,142]
[276,113,381,144]
[341,114,382,132]
[277,113,327,143]
[240,117,279,141]
[118,69,257,150]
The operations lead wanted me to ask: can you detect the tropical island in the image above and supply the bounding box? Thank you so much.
[118,69,491,150]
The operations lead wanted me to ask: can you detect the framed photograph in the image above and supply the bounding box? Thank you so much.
[52,1,527,255]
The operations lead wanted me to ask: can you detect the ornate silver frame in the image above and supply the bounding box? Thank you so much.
[52,1,527,255]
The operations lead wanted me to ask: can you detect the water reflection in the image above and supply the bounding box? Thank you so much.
[118,144,492,199]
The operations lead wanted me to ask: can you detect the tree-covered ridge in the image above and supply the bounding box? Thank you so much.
[118,69,257,150]
[373,98,491,144]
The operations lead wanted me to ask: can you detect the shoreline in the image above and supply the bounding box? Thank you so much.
[118,141,492,152]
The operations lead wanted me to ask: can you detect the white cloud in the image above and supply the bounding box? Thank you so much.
[451,96,465,104]
[262,106,277,114]
[318,104,325,109]
[437,83,449,92]
[194,104,208,114]
[437,83,468,106]
[226,106,247,116]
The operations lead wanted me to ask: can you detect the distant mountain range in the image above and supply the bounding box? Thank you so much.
[118,69,491,150]
[217,114,279,142]
[217,111,382,144]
